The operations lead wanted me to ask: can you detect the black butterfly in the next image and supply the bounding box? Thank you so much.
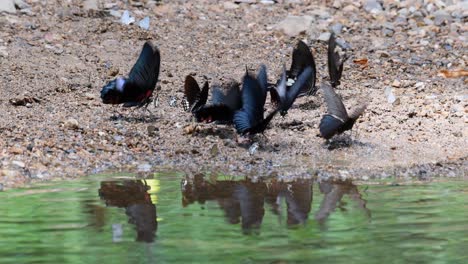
[319,84,367,140]
[233,65,278,135]
[269,65,314,116]
[272,40,317,101]
[101,42,160,108]
[183,75,209,113]
[328,33,346,88]
[194,80,242,123]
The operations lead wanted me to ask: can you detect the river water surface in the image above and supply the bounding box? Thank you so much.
[0,173,467,263]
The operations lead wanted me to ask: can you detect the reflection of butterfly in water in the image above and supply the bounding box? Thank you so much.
[100,42,160,108]
[319,84,366,140]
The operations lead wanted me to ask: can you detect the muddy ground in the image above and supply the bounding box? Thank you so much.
[0,0,466,189]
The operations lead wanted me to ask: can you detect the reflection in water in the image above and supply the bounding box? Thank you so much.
[182,175,369,234]
[98,180,157,243]
[316,180,371,225]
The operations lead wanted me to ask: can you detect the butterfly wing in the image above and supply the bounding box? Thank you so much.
[195,104,235,123]
[271,65,287,108]
[184,75,201,107]
[284,66,313,110]
[321,83,348,120]
[197,81,209,108]
[256,64,269,107]
[319,114,345,139]
[327,33,344,87]
[233,74,264,134]
[290,40,317,95]
[211,81,242,111]
[128,42,160,93]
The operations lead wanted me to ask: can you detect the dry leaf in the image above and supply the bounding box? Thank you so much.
[438,69,468,78]
[353,58,368,65]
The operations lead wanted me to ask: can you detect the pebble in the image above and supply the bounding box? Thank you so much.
[317,32,331,42]
[364,0,383,14]
[84,93,94,100]
[109,10,121,18]
[210,144,219,157]
[330,23,343,35]
[384,87,400,105]
[0,46,8,57]
[15,0,30,10]
[0,0,16,13]
[11,160,25,168]
[433,10,451,26]
[391,80,401,88]
[223,2,239,10]
[1,169,19,178]
[274,15,314,37]
[9,147,23,155]
[137,163,152,172]
[249,142,259,155]
[83,0,99,11]
[65,118,80,130]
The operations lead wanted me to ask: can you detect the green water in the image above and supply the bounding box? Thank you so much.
[0,173,467,264]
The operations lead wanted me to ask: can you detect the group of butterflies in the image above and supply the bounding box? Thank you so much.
[100,33,367,141]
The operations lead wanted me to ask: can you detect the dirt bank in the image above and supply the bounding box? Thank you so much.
[0,0,467,189]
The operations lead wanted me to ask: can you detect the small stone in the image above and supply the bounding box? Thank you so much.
[260,0,275,4]
[65,118,80,130]
[184,125,196,134]
[223,2,239,9]
[9,147,23,155]
[330,23,343,35]
[274,15,314,37]
[317,32,331,42]
[137,163,152,172]
[14,0,30,10]
[248,142,259,155]
[109,10,121,18]
[107,67,119,77]
[83,0,99,11]
[103,3,117,9]
[384,87,400,105]
[0,46,8,57]
[147,125,158,136]
[420,39,429,46]
[0,0,16,14]
[364,0,383,14]
[343,5,357,12]
[391,80,401,88]
[84,93,94,100]
[415,82,425,90]
[11,160,25,168]
[138,16,150,30]
[1,169,19,178]
[210,144,219,157]
[433,10,451,26]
